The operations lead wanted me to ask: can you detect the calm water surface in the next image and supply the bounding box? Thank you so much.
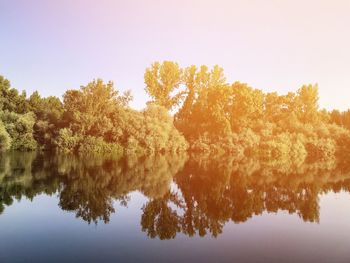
[0,152,350,263]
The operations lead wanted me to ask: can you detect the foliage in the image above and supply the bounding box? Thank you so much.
[56,79,187,155]
[0,120,11,151]
[136,61,349,164]
[55,128,81,153]
[78,136,123,156]
[0,76,29,114]
[144,61,183,110]
[28,91,64,149]
[1,61,350,163]
[0,111,37,151]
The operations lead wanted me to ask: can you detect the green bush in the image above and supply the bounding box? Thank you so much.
[11,133,37,151]
[78,136,123,156]
[55,128,81,153]
[0,111,37,151]
[0,120,11,151]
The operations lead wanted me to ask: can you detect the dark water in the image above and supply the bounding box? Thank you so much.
[0,152,350,263]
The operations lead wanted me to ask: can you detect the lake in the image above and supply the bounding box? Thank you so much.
[0,152,349,262]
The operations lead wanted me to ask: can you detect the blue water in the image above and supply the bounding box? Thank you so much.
[0,152,349,262]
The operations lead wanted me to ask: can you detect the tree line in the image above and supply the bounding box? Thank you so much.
[1,61,350,164]
[0,75,187,155]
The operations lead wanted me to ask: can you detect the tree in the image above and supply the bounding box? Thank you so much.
[63,79,130,137]
[144,61,183,110]
[0,111,37,151]
[230,82,264,130]
[57,79,187,154]
[28,91,64,149]
[297,84,319,123]
[0,75,29,113]
[175,65,230,139]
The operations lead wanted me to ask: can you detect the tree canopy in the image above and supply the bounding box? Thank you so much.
[0,62,350,166]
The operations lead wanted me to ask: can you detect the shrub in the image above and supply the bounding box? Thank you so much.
[78,136,123,156]
[55,128,81,153]
[1,111,37,151]
[0,120,11,151]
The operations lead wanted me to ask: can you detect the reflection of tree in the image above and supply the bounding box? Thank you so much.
[0,152,187,224]
[58,177,118,224]
[2,152,350,239]
[0,152,60,215]
[141,154,350,239]
[55,153,187,224]
[141,192,180,240]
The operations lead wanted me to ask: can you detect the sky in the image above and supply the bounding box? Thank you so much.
[1,0,350,110]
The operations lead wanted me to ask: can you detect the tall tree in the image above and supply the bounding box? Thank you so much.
[144,61,183,110]
[297,84,319,123]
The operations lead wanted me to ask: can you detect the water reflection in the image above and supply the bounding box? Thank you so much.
[1,152,350,239]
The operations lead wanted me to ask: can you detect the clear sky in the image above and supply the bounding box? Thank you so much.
[1,0,350,110]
